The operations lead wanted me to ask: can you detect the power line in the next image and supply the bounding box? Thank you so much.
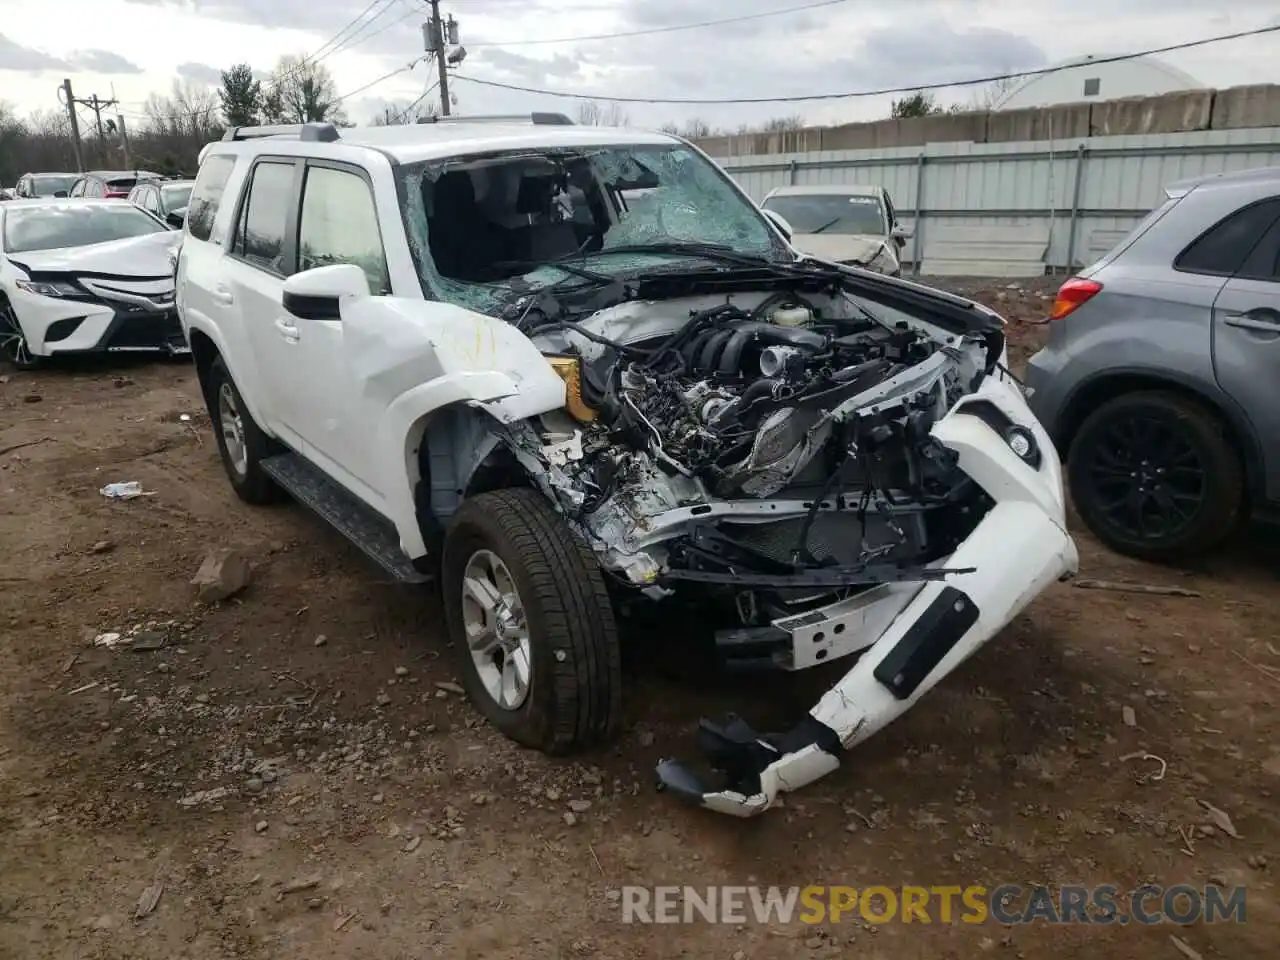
[452,23,1280,105]
[393,81,440,122]
[465,0,854,48]
[252,0,420,88]
[326,0,421,58]
[305,0,395,66]
[334,59,428,104]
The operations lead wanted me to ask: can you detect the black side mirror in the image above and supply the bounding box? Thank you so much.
[53,190,68,198]
[166,210,185,229]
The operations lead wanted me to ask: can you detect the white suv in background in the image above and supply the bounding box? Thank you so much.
[175,117,1076,818]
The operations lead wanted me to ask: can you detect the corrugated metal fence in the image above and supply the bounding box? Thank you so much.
[712,127,1280,273]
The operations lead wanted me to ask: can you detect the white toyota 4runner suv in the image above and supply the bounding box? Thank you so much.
[176,116,1078,818]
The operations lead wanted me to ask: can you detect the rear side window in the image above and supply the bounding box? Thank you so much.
[1175,197,1280,277]
[186,155,236,242]
[1237,217,1280,283]
[232,161,295,273]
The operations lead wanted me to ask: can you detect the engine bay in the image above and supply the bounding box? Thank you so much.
[516,288,997,602]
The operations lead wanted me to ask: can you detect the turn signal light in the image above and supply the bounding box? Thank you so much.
[546,356,597,423]
[1049,278,1103,321]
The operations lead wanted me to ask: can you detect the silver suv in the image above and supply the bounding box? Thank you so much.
[1025,165,1280,561]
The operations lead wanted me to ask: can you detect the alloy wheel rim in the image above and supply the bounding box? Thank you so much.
[461,549,532,711]
[217,382,248,477]
[0,303,34,367]
[1084,412,1206,541]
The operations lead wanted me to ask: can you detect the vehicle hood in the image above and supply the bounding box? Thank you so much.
[787,232,889,265]
[7,230,182,278]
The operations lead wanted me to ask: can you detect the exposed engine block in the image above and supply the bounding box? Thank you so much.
[607,303,937,497]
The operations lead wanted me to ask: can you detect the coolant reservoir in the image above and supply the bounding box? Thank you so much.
[770,303,812,327]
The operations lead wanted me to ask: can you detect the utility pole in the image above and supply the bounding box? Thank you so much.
[424,0,454,116]
[116,112,132,169]
[88,95,117,167]
[59,78,84,172]
[63,90,119,167]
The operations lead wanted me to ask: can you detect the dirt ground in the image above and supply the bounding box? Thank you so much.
[1,277,1277,960]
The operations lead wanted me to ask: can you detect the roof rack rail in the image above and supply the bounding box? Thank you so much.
[418,112,574,126]
[222,122,341,143]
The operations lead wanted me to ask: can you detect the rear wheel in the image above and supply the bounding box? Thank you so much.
[442,488,622,754]
[1067,391,1244,561]
[0,296,42,369]
[204,356,281,505]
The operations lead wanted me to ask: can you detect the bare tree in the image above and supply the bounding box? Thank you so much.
[966,76,1021,111]
[680,118,712,138]
[760,115,805,132]
[0,102,28,183]
[576,100,629,126]
[370,97,438,126]
[267,54,347,125]
[142,80,221,139]
[136,80,222,175]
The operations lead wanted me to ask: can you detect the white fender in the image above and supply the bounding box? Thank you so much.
[338,296,568,558]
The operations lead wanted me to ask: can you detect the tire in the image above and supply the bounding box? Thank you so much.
[1067,390,1244,562]
[441,488,622,755]
[204,356,281,505]
[0,295,43,370]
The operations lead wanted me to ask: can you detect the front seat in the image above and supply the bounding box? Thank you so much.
[507,176,581,264]
[428,171,500,280]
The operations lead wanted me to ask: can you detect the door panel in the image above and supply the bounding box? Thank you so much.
[275,162,392,502]
[1211,214,1280,502]
[222,158,300,445]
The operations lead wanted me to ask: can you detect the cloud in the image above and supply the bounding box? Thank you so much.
[69,49,144,74]
[0,33,143,74]
[474,49,584,87]
[177,61,225,86]
[0,33,69,71]
[63,0,1280,132]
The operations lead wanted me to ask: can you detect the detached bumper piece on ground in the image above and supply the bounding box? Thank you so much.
[655,379,1080,817]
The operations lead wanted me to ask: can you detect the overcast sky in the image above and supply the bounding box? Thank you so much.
[0,0,1275,130]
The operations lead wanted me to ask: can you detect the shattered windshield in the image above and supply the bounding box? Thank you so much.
[396,143,783,313]
[762,193,886,236]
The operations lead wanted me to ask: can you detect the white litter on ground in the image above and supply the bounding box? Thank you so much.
[100,481,155,499]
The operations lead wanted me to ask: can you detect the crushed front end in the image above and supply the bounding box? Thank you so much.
[505,272,1077,816]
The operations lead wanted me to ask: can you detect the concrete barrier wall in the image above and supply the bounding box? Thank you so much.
[693,84,1280,156]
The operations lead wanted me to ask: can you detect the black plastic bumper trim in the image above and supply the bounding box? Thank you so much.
[873,585,979,700]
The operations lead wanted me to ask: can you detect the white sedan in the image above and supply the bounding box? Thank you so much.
[0,199,184,368]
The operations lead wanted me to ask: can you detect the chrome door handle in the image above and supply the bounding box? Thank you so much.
[274,317,299,341]
[211,285,234,306]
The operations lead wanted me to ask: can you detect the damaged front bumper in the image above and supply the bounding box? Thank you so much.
[655,374,1079,816]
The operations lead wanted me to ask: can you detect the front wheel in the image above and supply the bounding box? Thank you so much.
[0,296,42,369]
[1067,390,1244,561]
[442,488,623,755]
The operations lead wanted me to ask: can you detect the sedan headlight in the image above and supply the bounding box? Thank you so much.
[15,279,80,298]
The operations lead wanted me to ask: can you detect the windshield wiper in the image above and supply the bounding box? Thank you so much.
[480,259,616,285]
[809,216,843,235]
[572,241,804,273]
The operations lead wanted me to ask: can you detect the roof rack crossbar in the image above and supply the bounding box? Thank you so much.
[222,122,342,143]
[418,112,574,126]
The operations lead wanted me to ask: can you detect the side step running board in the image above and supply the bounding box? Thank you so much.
[260,452,430,584]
